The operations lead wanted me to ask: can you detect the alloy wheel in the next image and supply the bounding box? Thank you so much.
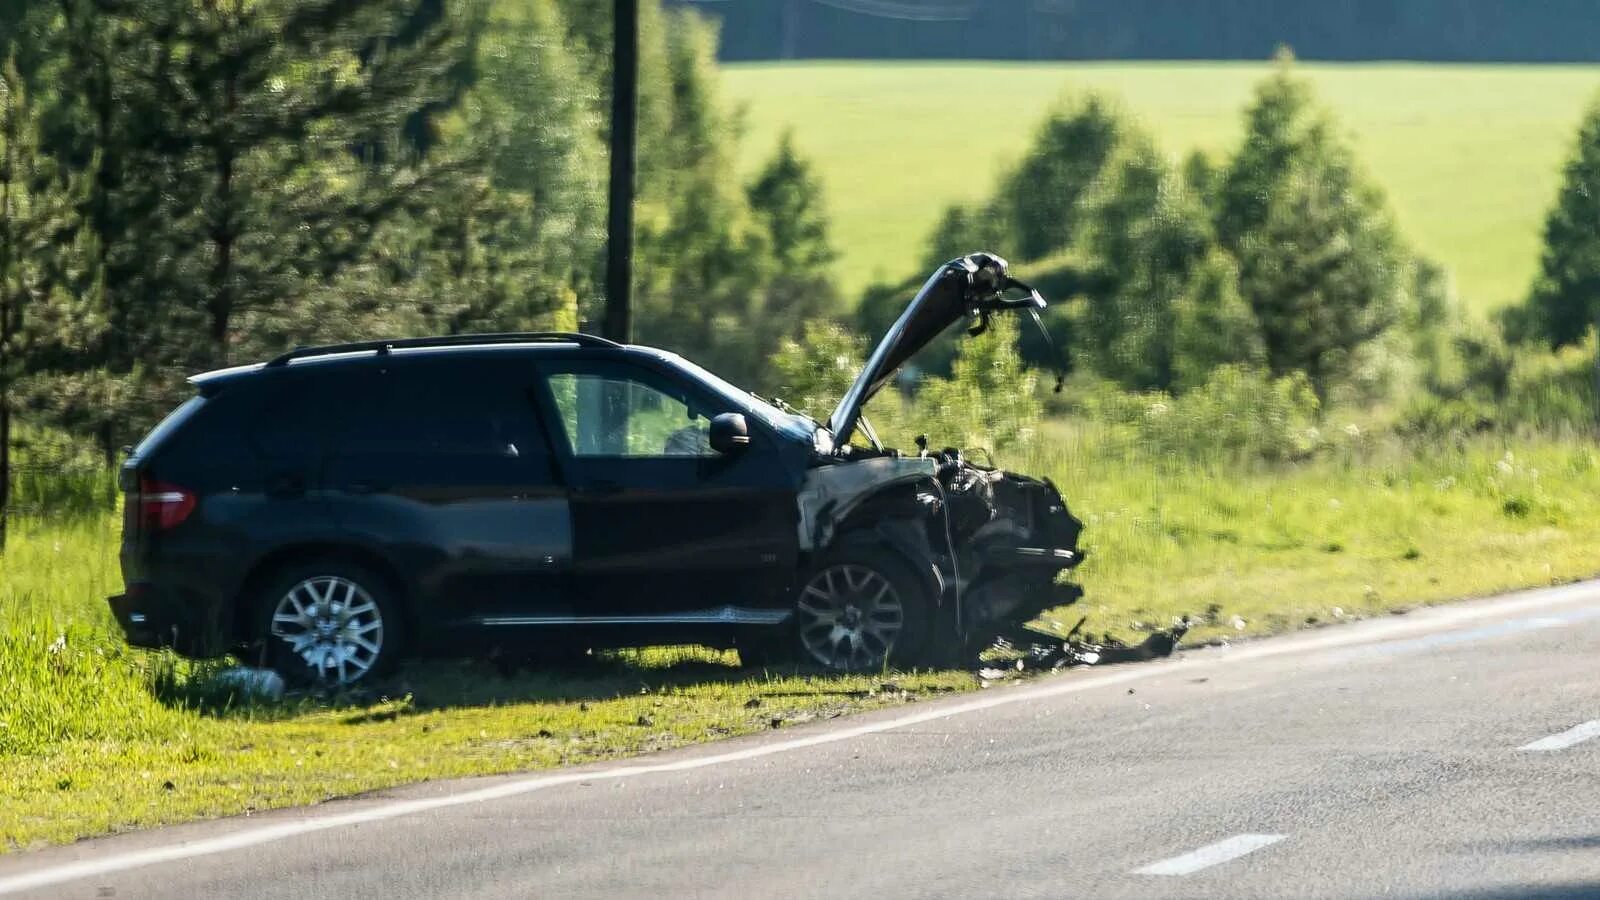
[797,563,905,670]
[269,575,384,685]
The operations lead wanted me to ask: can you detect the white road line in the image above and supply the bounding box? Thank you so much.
[1519,720,1600,751]
[3,582,1599,896]
[1134,834,1286,876]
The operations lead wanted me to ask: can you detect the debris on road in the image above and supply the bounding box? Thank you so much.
[976,615,1190,676]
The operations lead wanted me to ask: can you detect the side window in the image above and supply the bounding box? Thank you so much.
[246,373,364,467]
[336,360,556,482]
[545,365,717,458]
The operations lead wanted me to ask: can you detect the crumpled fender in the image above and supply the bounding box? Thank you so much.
[797,457,957,617]
[796,456,939,552]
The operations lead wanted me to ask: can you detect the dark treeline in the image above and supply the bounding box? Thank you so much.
[674,0,1600,63]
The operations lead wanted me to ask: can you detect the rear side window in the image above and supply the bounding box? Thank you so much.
[244,370,375,467]
[132,396,206,459]
[337,358,557,482]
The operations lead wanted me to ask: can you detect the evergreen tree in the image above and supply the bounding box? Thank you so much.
[1171,250,1264,392]
[996,93,1125,261]
[1215,52,1403,398]
[1075,136,1248,389]
[0,56,101,547]
[1518,95,1600,348]
[745,130,839,355]
[35,0,476,445]
[920,202,1010,271]
[918,94,1123,281]
[469,0,605,300]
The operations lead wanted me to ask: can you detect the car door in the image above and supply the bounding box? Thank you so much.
[533,356,800,626]
[322,354,573,641]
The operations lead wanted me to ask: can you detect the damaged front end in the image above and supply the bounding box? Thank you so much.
[795,253,1124,669]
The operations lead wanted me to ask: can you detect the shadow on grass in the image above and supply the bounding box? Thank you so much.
[147,644,887,722]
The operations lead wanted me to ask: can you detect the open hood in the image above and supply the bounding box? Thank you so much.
[826,252,1047,450]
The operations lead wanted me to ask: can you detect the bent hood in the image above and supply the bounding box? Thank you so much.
[827,252,1045,449]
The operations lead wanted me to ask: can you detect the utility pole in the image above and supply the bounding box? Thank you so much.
[603,0,638,343]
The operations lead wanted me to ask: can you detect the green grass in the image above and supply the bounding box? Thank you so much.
[0,515,968,850]
[1039,430,1600,643]
[8,430,1600,850]
[725,61,1600,310]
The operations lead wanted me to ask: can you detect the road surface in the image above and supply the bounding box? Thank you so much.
[4,581,1599,899]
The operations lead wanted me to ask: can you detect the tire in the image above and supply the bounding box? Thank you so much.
[253,560,405,688]
[793,545,934,672]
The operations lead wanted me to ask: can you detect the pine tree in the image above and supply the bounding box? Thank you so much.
[39,0,475,447]
[0,56,100,548]
[996,93,1125,261]
[1073,138,1220,391]
[1171,250,1265,392]
[1519,95,1600,349]
[745,131,839,364]
[470,0,605,298]
[1215,52,1403,398]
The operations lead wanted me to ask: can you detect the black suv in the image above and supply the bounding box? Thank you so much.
[110,254,1085,684]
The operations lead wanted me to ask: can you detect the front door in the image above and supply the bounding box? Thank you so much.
[534,358,799,629]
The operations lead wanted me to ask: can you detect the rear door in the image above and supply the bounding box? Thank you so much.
[533,357,800,627]
[322,354,572,639]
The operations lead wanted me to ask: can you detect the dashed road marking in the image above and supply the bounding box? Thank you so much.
[1519,720,1600,752]
[1134,833,1287,876]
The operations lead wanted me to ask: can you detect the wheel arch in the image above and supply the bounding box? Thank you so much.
[232,542,415,646]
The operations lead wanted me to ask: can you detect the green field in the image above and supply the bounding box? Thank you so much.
[725,62,1600,310]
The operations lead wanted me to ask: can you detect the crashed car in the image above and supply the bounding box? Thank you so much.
[109,253,1087,684]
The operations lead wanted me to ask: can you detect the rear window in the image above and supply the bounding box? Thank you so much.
[132,395,206,458]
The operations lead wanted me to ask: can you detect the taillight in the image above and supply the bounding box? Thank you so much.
[137,476,196,531]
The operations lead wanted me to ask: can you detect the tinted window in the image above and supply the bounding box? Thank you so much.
[246,371,372,466]
[545,364,720,458]
[133,396,206,458]
[338,358,556,481]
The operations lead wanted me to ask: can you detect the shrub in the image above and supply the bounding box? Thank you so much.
[1081,365,1321,462]
[911,316,1042,453]
[767,320,869,421]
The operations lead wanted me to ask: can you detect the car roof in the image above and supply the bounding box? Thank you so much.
[188,334,657,394]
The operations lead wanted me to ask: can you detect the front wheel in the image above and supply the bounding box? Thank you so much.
[255,562,403,687]
[794,548,933,672]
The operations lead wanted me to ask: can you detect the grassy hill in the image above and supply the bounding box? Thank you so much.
[724,61,1600,312]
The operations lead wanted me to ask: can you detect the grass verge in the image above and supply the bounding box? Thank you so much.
[4,434,1599,850]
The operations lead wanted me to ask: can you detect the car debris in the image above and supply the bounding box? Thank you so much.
[212,666,287,701]
[976,616,1191,678]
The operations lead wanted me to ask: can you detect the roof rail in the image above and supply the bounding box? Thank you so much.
[263,332,622,368]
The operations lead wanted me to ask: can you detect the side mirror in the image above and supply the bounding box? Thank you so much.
[709,412,750,455]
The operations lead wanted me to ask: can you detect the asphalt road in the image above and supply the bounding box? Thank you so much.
[6,582,1600,899]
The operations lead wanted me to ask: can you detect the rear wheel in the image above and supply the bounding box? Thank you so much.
[795,548,932,672]
[255,561,403,688]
